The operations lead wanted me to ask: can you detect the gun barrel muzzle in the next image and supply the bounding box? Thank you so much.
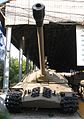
[32,3,45,27]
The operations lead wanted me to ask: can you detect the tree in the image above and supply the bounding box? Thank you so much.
[9,58,19,84]
[0,57,35,88]
[9,58,26,85]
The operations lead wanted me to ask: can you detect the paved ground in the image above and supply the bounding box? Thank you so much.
[11,109,82,119]
[0,94,82,119]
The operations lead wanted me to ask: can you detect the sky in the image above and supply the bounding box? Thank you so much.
[10,44,26,60]
[0,0,7,4]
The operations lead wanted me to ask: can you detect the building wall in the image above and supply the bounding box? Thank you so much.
[5,0,84,25]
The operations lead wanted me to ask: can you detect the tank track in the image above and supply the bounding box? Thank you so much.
[60,93,78,113]
[5,91,22,113]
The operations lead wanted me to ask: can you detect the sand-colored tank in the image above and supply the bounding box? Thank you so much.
[5,3,78,113]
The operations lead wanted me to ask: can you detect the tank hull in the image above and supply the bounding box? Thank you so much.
[22,100,60,108]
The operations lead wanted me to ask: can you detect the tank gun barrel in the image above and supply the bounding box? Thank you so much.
[32,3,45,75]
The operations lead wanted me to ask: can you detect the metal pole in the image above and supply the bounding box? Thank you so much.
[3,26,12,93]
[18,36,24,81]
[26,52,29,74]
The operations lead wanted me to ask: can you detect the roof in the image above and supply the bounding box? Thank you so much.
[5,0,84,26]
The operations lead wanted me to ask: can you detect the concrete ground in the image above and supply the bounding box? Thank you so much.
[11,109,82,119]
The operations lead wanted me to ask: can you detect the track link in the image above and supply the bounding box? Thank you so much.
[60,93,78,113]
[5,91,22,113]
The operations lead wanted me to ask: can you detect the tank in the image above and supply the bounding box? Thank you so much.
[5,3,78,113]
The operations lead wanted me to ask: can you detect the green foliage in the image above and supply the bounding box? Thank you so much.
[9,58,19,84]
[0,111,11,119]
[0,57,34,87]
[9,58,26,84]
[22,59,26,73]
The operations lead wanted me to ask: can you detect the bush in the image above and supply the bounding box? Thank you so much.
[0,111,11,119]
[9,58,26,85]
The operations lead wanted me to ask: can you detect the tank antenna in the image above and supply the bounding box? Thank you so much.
[32,3,45,75]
